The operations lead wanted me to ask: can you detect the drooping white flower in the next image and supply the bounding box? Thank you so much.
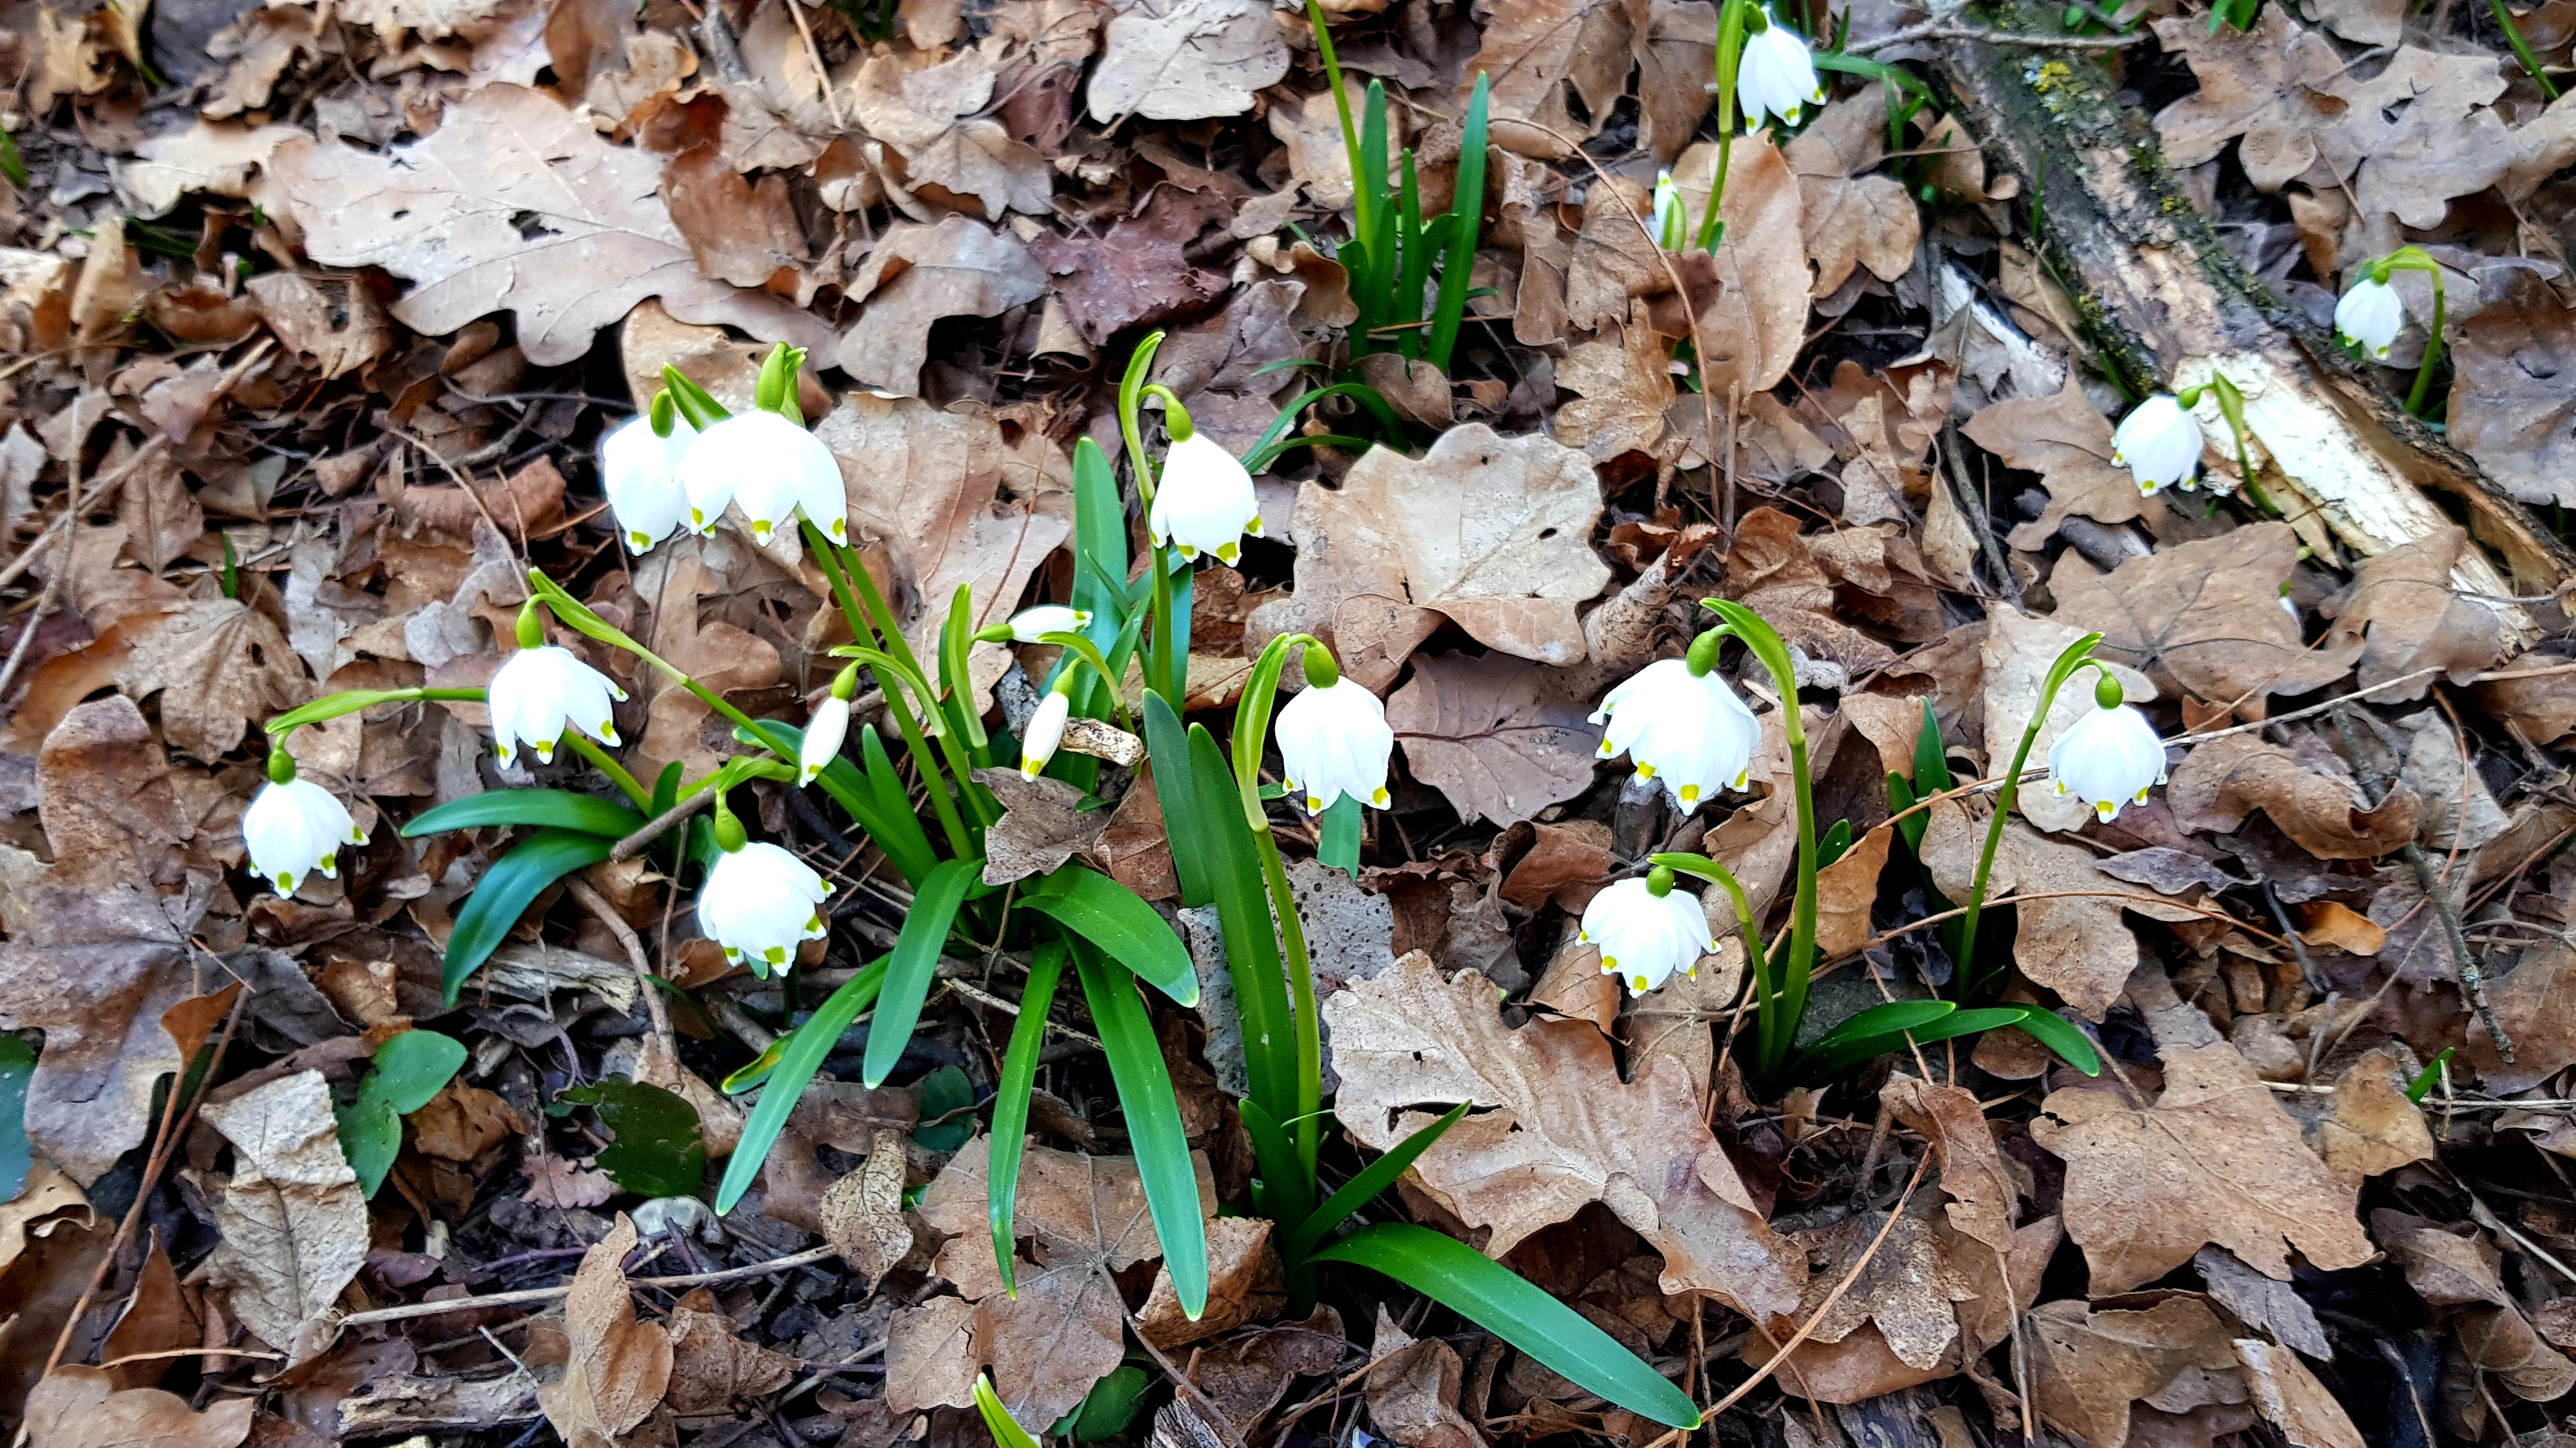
[800,694,850,786]
[1580,875,1715,996]
[1737,13,1825,133]
[2335,275,2404,361]
[2109,393,2203,496]
[1005,605,1093,642]
[2046,699,2169,823]
[600,414,696,554]
[698,841,830,972]
[1276,677,1395,814]
[1591,657,1761,811]
[676,410,848,545]
[1148,433,1262,565]
[1020,689,1070,780]
[243,776,366,895]
[488,645,628,768]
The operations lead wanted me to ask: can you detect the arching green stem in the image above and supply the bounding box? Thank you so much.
[1957,632,2104,994]
[2183,374,2277,517]
[1696,0,1758,251]
[1119,333,1185,712]
[562,731,652,811]
[1698,600,1812,1080]
[801,519,971,857]
[1232,631,1332,1171]
[1651,851,1783,1066]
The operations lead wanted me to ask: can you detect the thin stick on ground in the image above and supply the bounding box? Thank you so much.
[336,1244,840,1328]
[1708,1151,1933,1415]
[567,875,672,1043]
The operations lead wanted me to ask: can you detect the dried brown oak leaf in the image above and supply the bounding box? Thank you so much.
[2319,525,2503,700]
[1365,1308,1483,1448]
[819,1127,913,1289]
[1557,313,1675,463]
[1255,423,1610,680]
[885,1297,980,1416]
[1669,136,1808,396]
[1032,187,1231,348]
[1322,952,1806,1322]
[664,1287,798,1415]
[1470,0,1635,158]
[2462,940,2576,1092]
[2028,1295,2245,1448]
[2031,1041,2373,1295]
[199,1071,369,1366]
[537,1214,675,1448]
[2313,1052,2435,1187]
[2448,269,2576,508]
[1921,803,2195,1020]
[1966,377,2165,551]
[1388,652,1602,827]
[112,598,307,763]
[836,216,1048,396]
[1085,0,1288,122]
[918,1138,1217,1429]
[2166,733,2419,860]
[0,698,200,1187]
[1785,85,1921,297]
[2235,1339,2366,1448]
[2373,1209,2576,1399]
[1883,1074,2020,1255]
[24,1366,253,1448]
[849,47,1051,222]
[2049,522,2357,716]
[268,85,831,368]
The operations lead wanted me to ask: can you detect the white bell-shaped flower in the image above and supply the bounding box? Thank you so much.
[699,841,831,972]
[243,774,366,895]
[600,414,696,554]
[801,695,850,786]
[1148,433,1262,564]
[2109,393,2203,496]
[1020,690,1070,780]
[1737,13,1825,133]
[2046,696,2169,823]
[1580,874,1715,996]
[488,645,628,768]
[1276,677,1394,814]
[676,410,848,545]
[1005,605,1092,642]
[1591,657,1760,811]
[2335,275,2404,361]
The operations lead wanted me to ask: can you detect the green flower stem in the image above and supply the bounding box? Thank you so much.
[1700,600,1814,1081]
[2191,375,2277,517]
[562,731,652,811]
[1036,631,1135,733]
[2406,260,2446,418]
[527,571,797,771]
[1696,0,1754,251]
[1958,632,2103,994]
[2491,0,2562,101]
[1118,335,1185,712]
[1232,631,1330,1172]
[802,522,972,856]
[267,685,490,736]
[1651,851,1781,1065]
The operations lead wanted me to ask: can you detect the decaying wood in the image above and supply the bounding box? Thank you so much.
[1934,22,2575,642]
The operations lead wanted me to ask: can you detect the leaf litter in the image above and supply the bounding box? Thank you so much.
[4,0,2576,1445]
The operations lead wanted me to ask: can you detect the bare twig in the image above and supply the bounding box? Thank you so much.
[612,788,716,861]
[566,876,672,1043]
[1854,21,2142,50]
[335,1244,839,1328]
[1709,1152,1933,1415]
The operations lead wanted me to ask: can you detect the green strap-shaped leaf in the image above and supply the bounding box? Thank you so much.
[1019,866,1199,1007]
[1313,1223,1703,1428]
[862,857,982,1088]
[989,940,1066,1297]
[1239,1098,1315,1241]
[1142,693,1215,909]
[0,1034,31,1201]
[1994,1004,2104,1077]
[403,788,645,839]
[1285,1101,1468,1264]
[1073,939,1208,1321]
[444,828,618,1001]
[1185,723,1299,1129]
[1425,70,1489,372]
[715,957,888,1212]
[974,1374,1042,1448]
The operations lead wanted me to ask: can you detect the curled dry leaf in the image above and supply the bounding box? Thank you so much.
[665,1287,798,1415]
[819,1127,913,1290]
[536,1214,675,1448]
[2049,522,2358,716]
[1365,1307,1483,1448]
[1388,652,1603,827]
[2031,1041,2373,1295]
[1470,0,1635,158]
[2166,734,2420,860]
[269,85,831,367]
[2461,940,2576,1092]
[2234,1339,2366,1448]
[1322,952,1806,1322]
[2028,1295,2244,1448]
[2374,1209,2576,1400]
[848,47,1051,222]
[2447,270,2576,508]
[1086,0,1290,122]
[835,217,1049,396]
[976,767,1109,886]
[199,1071,370,1366]
[1669,136,1808,397]
[2313,1052,2436,1187]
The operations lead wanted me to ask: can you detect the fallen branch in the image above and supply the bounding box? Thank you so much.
[336,1244,839,1329]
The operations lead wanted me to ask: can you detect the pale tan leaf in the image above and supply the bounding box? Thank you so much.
[1966,377,2163,551]
[835,217,1048,398]
[2314,1052,2435,1187]
[536,1214,675,1448]
[849,47,1051,221]
[2049,522,2359,715]
[665,1288,798,1415]
[111,599,307,763]
[24,1366,253,1448]
[1388,652,1602,827]
[2028,1297,2244,1448]
[2166,734,2420,860]
[1670,136,1807,396]
[199,1071,370,1366]
[1086,0,1288,122]
[885,1297,981,1415]
[820,1128,913,1289]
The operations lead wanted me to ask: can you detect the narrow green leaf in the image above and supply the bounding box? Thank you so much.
[1074,940,1208,1320]
[1020,866,1200,1006]
[1810,999,1957,1054]
[1239,1098,1316,1239]
[1285,1101,1468,1263]
[975,1374,1042,1448]
[1142,693,1215,908]
[1187,725,1299,1126]
[2000,1006,2104,1077]
[1426,71,1490,371]
[1914,697,1953,792]
[1314,1223,1702,1428]
[716,958,889,1212]
[989,941,1066,1297]
[863,857,983,1087]
[0,1034,31,1200]
[444,828,617,1002]
[1888,772,1926,854]
[2408,1046,2456,1101]
[403,789,645,839]
[1319,794,1362,874]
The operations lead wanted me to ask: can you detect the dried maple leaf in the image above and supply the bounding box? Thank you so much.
[1387,652,1602,826]
[1322,952,1806,1322]
[2448,270,2576,507]
[2166,733,2419,860]
[2049,522,2358,716]
[1785,87,1921,297]
[536,1215,675,1448]
[2153,9,2369,189]
[849,47,1052,222]
[268,85,831,367]
[199,1072,370,1366]
[23,1366,253,1448]
[111,599,306,763]
[834,216,1048,396]
[884,1297,980,1415]
[2030,1040,2373,1295]
[1085,0,1289,122]
[1255,424,1609,683]
[2028,1296,2245,1448]
[1964,377,2164,550]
